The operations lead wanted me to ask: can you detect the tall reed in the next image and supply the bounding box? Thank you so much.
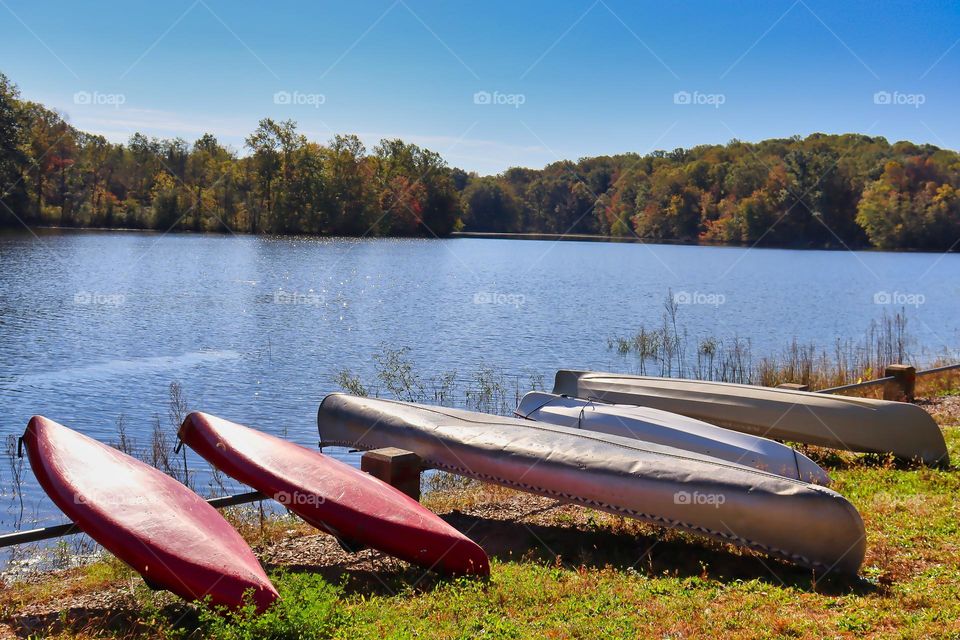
[608,293,915,390]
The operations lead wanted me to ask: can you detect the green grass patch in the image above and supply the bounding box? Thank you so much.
[195,572,344,640]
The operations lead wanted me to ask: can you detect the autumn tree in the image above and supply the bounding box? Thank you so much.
[857,159,960,250]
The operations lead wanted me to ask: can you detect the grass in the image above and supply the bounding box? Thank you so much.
[1,406,958,639]
[0,556,135,616]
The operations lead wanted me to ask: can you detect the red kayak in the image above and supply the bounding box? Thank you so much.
[22,416,279,611]
[179,412,489,577]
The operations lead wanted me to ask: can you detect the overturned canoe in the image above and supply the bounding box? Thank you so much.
[515,391,831,485]
[22,416,278,611]
[553,370,948,465]
[318,394,866,574]
[180,412,489,577]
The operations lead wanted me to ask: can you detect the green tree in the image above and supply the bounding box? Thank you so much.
[284,142,329,234]
[21,102,66,222]
[188,133,233,231]
[461,177,519,232]
[150,171,183,229]
[245,119,300,232]
[325,134,376,235]
[0,73,28,225]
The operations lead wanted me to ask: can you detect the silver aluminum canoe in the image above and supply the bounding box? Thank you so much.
[317,393,866,574]
[515,391,831,485]
[554,370,948,466]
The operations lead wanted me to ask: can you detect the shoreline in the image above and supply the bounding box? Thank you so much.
[3,225,956,254]
[448,231,960,254]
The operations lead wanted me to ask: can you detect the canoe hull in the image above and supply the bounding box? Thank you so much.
[22,416,278,611]
[516,391,830,484]
[554,370,948,465]
[179,412,489,577]
[318,394,866,575]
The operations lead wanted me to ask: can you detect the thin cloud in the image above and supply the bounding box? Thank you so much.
[60,107,257,141]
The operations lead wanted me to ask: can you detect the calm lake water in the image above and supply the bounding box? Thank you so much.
[1,229,959,529]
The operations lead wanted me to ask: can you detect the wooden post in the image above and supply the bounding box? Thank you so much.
[361,448,422,501]
[883,364,916,402]
[777,383,810,392]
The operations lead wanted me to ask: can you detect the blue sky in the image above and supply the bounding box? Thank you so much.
[1,0,957,174]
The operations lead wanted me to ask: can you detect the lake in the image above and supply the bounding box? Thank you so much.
[1,230,959,529]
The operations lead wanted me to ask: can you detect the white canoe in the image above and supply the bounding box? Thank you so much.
[554,370,948,465]
[318,393,866,574]
[515,391,831,485]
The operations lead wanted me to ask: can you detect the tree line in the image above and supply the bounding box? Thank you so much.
[0,72,461,237]
[2,71,959,250]
[460,135,960,250]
